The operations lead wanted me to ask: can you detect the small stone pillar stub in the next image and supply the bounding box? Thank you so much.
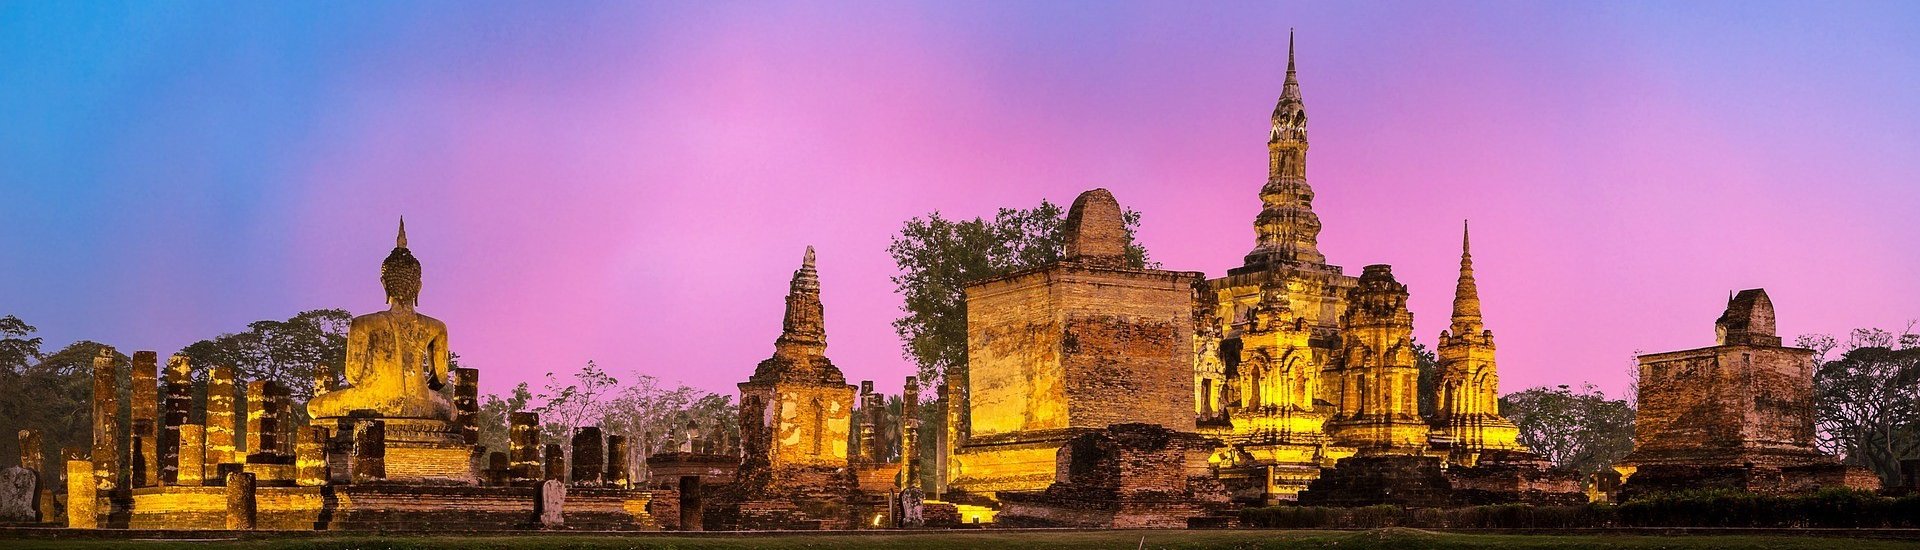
[542,444,565,483]
[486,451,510,486]
[179,424,206,486]
[64,451,95,529]
[536,479,565,528]
[453,368,480,446]
[351,419,386,484]
[508,412,541,486]
[205,365,238,467]
[225,472,257,530]
[161,354,193,485]
[604,435,628,488]
[295,426,328,487]
[131,351,160,488]
[570,427,604,486]
[17,429,50,519]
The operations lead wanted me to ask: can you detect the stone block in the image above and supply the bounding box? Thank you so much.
[537,479,565,528]
[571,427,604,486]
[0,466,38,522]
[225,471,256,530]
[66,455,94,529]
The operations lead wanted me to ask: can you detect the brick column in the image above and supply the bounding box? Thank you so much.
[178,424,206,486]
[542,443,565,482]
[206,366,238,468]
[225,472,256,530]
[508,412,541,486]
[130,351,160,488]
[453,368,480,446]
[64,448,94,529]
[605,435,628,488]
[161,355,193,485]
[570,427,604,486]
[295,426,327,487]
[88,347,119,528]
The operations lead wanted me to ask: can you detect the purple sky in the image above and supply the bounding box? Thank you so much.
[3,2,1917,401]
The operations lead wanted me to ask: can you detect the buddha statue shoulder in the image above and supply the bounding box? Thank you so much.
[307,218,455,421]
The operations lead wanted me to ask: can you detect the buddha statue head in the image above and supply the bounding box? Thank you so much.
[382,218,423,309]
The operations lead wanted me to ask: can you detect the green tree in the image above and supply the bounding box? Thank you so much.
[1413,340,1438,418]
[1800,327,1920,485]
[178,309,351,404]
[1500,383,1636,474]
[0,337,127,478]
[534,361,620,445]
[474,381,533,465]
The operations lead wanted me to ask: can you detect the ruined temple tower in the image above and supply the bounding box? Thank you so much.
[1616,289,1880,497]
[1324,265,1428,454]
[1431,222,1524,460]
[1195,31,1362,503]
[722,247,859,528]
[950,188,1203,502]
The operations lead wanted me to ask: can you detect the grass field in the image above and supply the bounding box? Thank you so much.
[4,529,1919,550]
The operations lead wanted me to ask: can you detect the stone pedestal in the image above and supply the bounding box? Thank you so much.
[225,472,256,530]
[66,455,94,529]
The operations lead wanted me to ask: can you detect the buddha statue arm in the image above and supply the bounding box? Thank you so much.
[426,324,450,391]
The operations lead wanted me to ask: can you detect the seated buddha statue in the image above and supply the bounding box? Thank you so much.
[306,219,454,420]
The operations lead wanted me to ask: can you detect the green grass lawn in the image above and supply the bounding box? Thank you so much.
[4,529,1919,550]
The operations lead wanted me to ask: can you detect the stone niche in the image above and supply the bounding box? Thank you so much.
[996,423,1231,528]
[1617,289,1880,499]
[952,188,1204,500]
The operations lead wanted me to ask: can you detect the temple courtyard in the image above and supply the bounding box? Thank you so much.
[4,528,1920,550]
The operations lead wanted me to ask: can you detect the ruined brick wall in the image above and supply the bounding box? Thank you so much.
[740,384,854,470]
[1632,344,1817,462]
[966,265,1198,437]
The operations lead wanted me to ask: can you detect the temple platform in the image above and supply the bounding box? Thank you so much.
[129,484,655,531]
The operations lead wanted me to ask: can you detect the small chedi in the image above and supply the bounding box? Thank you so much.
[703,247,924,530]
[1613,289,1880,499]
[48,220,657,532]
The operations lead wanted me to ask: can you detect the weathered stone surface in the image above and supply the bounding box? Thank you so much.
[131,351,160,488]
[996,423,1229,528]
[0,466,38,522]
[537,479,565,528]
[1323,265,1427,453]
[17,429,50,519]
[65,453,94,529]
[956,204,1202,498]
[1618,289,1878,498]
[245,381,296,483]
[604,435,628,487]
[351,419,386,483]
[178,424,206,486]
[206,365,239,468]
[306,219,454,421]
[898,487,924,527]
[486,451,510,486]
[225,471,256,530]
[571,427,605,486]
[89,347,120,528]
[453,367,480,445]
[508,412,541,486]
[1061,188,1129,267]
[161,354,193,485]
[295,426,327,487]
[130,426,150,488]
[1297,455,1452,508]
[544,444,566,482]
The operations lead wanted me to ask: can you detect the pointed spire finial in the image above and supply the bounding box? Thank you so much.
[1280,29,1302,102]
[396,216,408,248]
[804,245,815,269]
[1287,28,1296,74]
[1462,219,1471,255]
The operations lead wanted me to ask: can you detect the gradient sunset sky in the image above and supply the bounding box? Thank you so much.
[3,2,1917,401]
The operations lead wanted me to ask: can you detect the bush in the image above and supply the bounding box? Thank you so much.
[1240,503,1617,529]
[1617,488,1901,528]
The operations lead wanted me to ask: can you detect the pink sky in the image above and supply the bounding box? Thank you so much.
[4,3,1917,401]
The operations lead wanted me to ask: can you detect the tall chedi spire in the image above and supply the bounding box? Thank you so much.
[1450,221,1483,335]
[754,245,843,383]
[1245,29,1329,270]
[1434,220,1524,459]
